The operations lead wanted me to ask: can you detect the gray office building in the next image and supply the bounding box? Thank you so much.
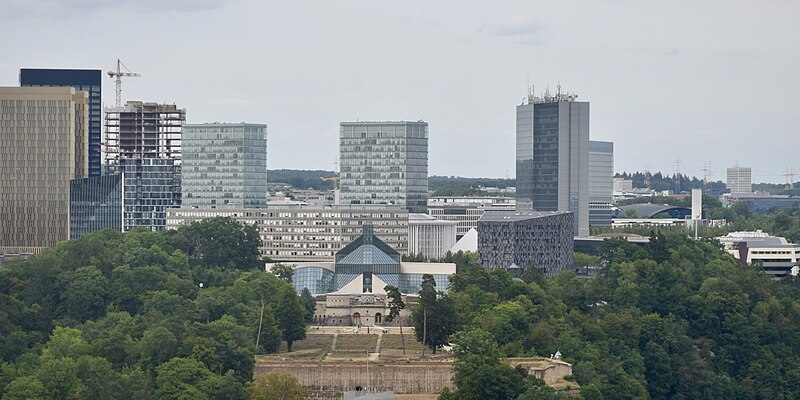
[516,89,590,237]
[589,141,614,228]
[339,121,428,213]
[182,123,268,208]
[477,211,574,275]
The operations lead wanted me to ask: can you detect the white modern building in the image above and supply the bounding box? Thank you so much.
[182,123,268,208]
[726,166,752,196]
[407,214,457,260]
[516,88,590,237]
[718,230,800,278]
[165,205,409,262]
[427,197,516,239]
[339,121,428,213]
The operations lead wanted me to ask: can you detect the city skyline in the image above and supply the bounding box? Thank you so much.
[1,1,797,182]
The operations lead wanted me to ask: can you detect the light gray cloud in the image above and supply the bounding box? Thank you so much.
[0,0,231,18]
[214,98,256,107]
[483,15,544,36]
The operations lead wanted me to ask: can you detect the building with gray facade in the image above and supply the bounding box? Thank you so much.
[726,165,752,195]
[589,141,614,229]
[339,121,428,213]
[477,210,574,275]
[182,123,267,208]
[165,205,409,262]
[69,174,123,240]
[516,89,590,237]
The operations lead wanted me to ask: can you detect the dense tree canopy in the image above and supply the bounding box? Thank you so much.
[0,220,307,399]
[440,230,800,400]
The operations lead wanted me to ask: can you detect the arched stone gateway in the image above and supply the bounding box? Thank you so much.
[352,312,361,325]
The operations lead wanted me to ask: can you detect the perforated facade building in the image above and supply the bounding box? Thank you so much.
[477,210,574,275]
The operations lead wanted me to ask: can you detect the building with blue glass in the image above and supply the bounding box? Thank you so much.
[69,174,123,240]
[339,121,429,213]
[20,69,102,177]
[516,89,589,237]
[273,224,454,296]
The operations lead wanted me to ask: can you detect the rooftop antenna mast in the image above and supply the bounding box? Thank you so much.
[784,167,797,190]
[107,59,141,108]
[702,161,712,189]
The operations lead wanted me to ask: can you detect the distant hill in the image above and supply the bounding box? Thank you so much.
[268,169,336,190]
[267,170,516,193]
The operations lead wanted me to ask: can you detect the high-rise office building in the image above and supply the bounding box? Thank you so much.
[516,89,590,236]
[339,121,428,213]
[105,101,184,231]
[69,174,123,240]
[589,141,614,228]
[182,123,268,208]
[0,87,89,254]
[727,165,752,196]
[20,69,102,177]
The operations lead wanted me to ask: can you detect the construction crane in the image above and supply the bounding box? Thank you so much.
[107,59,140,108]
[320,176,340,190]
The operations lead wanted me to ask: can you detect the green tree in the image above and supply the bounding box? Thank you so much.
[2,375,49,400]
[384,284,406,354]
[442,329,526,400]
[60,266,110,322]
[418,274,437,356]
[154,357,244,400]
[270,263,295,283]
[246,372,309,400]
[413,286,458,355]
[171,217,262,269]
[275,286,307,352]
[299,288,315,323]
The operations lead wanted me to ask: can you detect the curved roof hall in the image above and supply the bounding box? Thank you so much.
[617,203,692,219]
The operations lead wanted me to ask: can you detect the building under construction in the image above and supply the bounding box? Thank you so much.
[104,101,185,232]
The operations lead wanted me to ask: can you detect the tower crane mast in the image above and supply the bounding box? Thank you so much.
[107,59,140,108]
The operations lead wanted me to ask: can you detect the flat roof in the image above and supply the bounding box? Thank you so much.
[479,210,571,222]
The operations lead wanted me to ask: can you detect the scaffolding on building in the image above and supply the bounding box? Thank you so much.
[104,101,184,170]
[103,101,185,231]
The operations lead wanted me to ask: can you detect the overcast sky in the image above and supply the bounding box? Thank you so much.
[1,0,797,182]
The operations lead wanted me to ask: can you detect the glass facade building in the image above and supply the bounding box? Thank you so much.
[69,174,123,240]
[516,95,589,237]
[285,224,453,295]
[292,267,336,294]
[182,123,268,208]
[20,69,102,177]
[340,121,428,213]
[588,141,613,229]
[0,87,88,255]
